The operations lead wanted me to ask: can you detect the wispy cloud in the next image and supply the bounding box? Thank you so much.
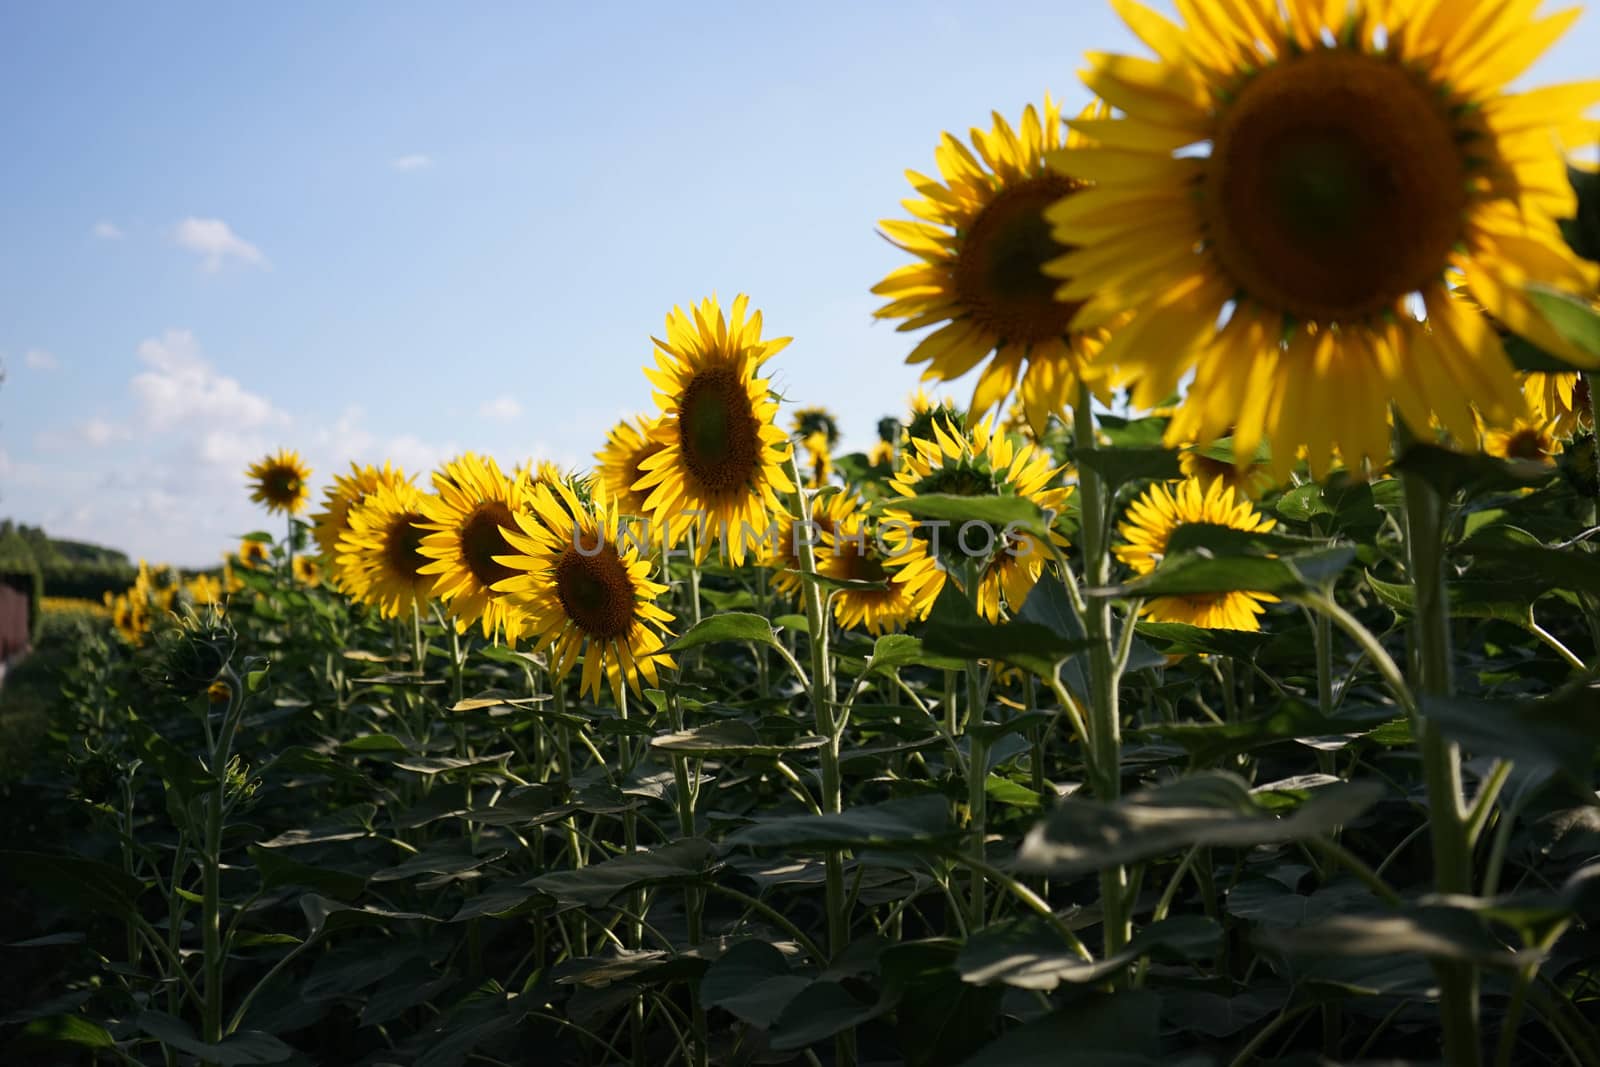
[391,154,433,172]
[92,221,124,240]
[24,348,58,370]
[131,329,286,431]
[172,217,266,272]
[479,394,522,421]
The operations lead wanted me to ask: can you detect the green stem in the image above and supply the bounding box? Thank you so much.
[1074,382,1129,975]
[786,452,852,1067]
[1401,464,1480,1067]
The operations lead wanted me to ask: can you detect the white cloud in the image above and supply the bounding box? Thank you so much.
[172,217,266,272]
[131,329,287,431]
[92,221,124,240]
[24,348,58,370]
[479,394,522,421]
[391,154,433,171]
[80,418,128,446]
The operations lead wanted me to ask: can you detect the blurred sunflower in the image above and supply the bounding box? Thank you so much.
[186,573,223,606]
[237,538,270,570]
[311,462,409,561]
[760,486,861,599]
[292,556,323,587]
[1480,413,1564,465]
[816,500,921,635]
[1116,478,1278,631]
[336,481,437,619]
[875,97,1114,434]
[498,479,676,702]
[903,388,966,446]
[636,295,795,565]
[801,431,833,489]
[870,417,901,470]
[881,418,1069,623]
[596,415,667,516]
[1046,0,1600,478]
[1527,372,1593,439]
[246,449,312,515]
[418,453,530,641]
[1178,444,1275,500]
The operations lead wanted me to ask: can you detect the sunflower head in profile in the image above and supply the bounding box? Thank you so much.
[246,449,312,515]
[1115,478,1278,631]
[792,406,841,451]
[760,485,862,599]
[801,431,833,489]
[875,97,1115,434]
[880,417,1070,623]
[597,415,667,516]
[237,538,271,571]
[1479,413,1564,466]
[335,481,436,620]
[636,295,796,565]
[903,388,966,447]
[497,479,676,702]
[292,556,323,587]
[417,453,530,641]
[815,496,922,635]
[311,462,410,561]
[1526,372,1593,440]
[1046,1,1600,479]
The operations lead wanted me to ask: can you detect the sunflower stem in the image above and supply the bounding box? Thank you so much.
[1073,382,1130,978]
[1401,462,1480,1066]
[961,558,989,928]
[786,451,852,1067]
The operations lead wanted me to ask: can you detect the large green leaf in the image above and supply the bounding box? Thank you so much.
[1422,682,1600,786]
[1392,443,1554,499]
[699,940,809,1028]
[668,612,783,652]
[0,851,145,922]
[1102,547,1356,599]
[862,633,967,674]
[1527,284,1600,361]
[922,583,1089,677]
[724,795,958,852]
[135,1011,293,1065]
[767,980,887,1052]
[1017,772,1382,875]
[885,493,1049,539]
[1257,905,1534,970]
[957,915,1219,990]
[960,991,1166,1066]
[527,837,719,906]
[248,845,366,900]
[1132,700,1394,765]
[650,720,826,757]
[1075,447,1181,492]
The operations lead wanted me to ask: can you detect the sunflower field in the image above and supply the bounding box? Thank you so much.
[6,2,1600,1065]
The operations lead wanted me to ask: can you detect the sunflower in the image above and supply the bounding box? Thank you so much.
[497,479,676,702]
[636,295,795,565]
[311,462,410,561]
[596,415,667,516]
[868,439,896,470]
[1046,0,1600,479]
[186,573,223,606]
[903,388,966,446]
[417,453,530,641]
[1115,478,1278,631]
[881,418,1070,623]
[760,486,862,599]
[246,449,312,515]
[335,481,436,620]
[237,538,270,570]
[875,97,1115,434]
[801,431,833,489]
[1480,413,1564,464]
[292,556,323,587]
[792,406,841,450]
[1527,372,1593,439]
[815,499,921,635]
[1178,444,1275,500]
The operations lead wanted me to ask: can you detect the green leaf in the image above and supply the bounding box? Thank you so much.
[885,493,1048,539]
[957,915,1220,991]
[1528,284,1600,361]
[700,940,809,1028]
[1017,772,1382,875]
[1392,443,1554,499]
[136,728,217,801]
[527,837,719,906]
[922,583,1089,677]
[136,1011,293,1065]
[668,612,782,652]
[338,733,413,754]
[768,980,886,1052]
[8,1015,116,1051]
[1257,905,1535,970]
[1505,332,1593,374]
[1132,700,1394,765]
[1365,571,1533,627]
[1075,448,1181,492]
[248,845,366,900]
[1162,522,1325,557]
[1134,621,1271,660]
[0,851,145,922]
[1103,547,1355,599]
[862,633,967,674]
[1562,162,1600,263]
[725,795,958,852]
[960,991,1164,1066]
[1422,682,1600,787]
[650,720,826,757]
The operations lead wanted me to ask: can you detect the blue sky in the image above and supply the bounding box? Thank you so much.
[3,2,1597,566]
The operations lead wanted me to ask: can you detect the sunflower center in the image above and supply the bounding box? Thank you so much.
[955,176,1084,343]
[461,501,519,588]
[555,546,636,640]
[837,547,888,584]
[1205,50,1468,322]
[1505,430,1550,461]
[264,466,303,502]
[678,368,760,494]
[383,513,431,581]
